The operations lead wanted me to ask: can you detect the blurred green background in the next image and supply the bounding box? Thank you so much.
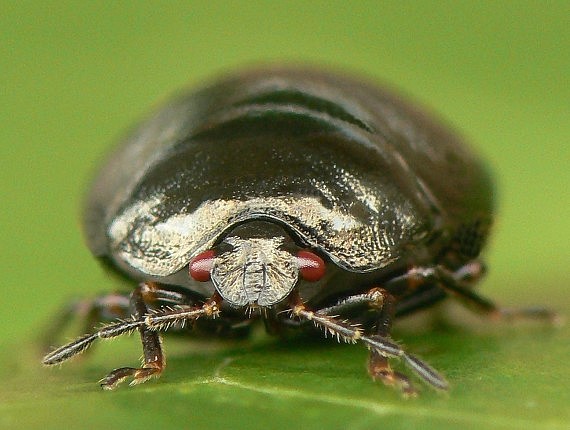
[1,1,568,429]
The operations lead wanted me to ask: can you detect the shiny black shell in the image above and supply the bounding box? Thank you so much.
[84,67,494,303]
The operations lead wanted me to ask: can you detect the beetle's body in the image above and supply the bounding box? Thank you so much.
[44,67,529,395]
[86,68,492,308]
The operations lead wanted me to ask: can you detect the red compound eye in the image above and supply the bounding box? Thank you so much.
[296,250,326,282]
[189,250,215,282]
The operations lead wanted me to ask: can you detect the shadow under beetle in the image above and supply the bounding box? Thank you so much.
[43,67,556,396]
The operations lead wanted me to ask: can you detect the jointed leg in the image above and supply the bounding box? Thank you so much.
[288,259,555,395]
[314,262,483,320]
[357,260,557,322]
[274,288,385,330]
[288,291,448,392]
[42,293,130,353]
[43,286,222,389]
[99,283,165,389]
[315,287,386,317]
[364,289,419,396]
[403,263,559,322]
[314,287,438,395]
[43,283,203,352]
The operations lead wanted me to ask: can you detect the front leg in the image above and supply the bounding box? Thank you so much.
[100,282,165,390]
[288,291,448,394]
[363,289,419,396]
[315,288,426,396]
[43,284,222,390]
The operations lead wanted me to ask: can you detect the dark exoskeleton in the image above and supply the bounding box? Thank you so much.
[43,68,555,395]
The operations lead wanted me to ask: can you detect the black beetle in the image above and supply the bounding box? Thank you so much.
[43,67,554,395]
